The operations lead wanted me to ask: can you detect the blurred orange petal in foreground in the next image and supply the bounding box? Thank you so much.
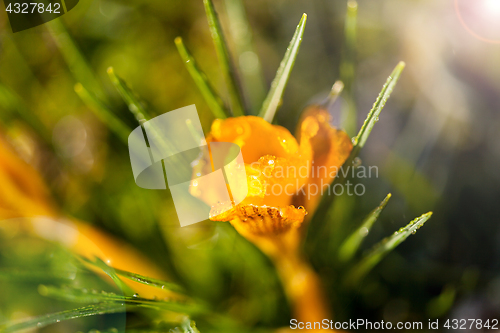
[0,134,169,299]
[192,107,352,326]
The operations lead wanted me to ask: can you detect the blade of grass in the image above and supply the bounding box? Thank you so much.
[258,14,307,122]
[338,193,392,263]
[352,61,405,149]
[47,20,106,100]
[224,0,266,113]
[81,256,134,296]
[107,69,178,154]
[340,0,358,136]
[114,267,186,294]
[0,303,126,333]
[38,285,206,315]
[307,62,405,243]
[107,67,153,122]
[175,37,229,119]
[203,0,245,116]
[74,83,130,143]
[345,211,432,286]
[106,67,171,146]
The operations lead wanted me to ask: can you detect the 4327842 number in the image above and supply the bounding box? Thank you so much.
[444,319,499,330]
[5,2,61,14]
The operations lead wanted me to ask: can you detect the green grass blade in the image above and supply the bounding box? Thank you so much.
[0,303,126,333]
[114,268,186,294]
[306,62,405,245]
[74,83,130,143]
[38,285,125,303]
[352,61,405,149]
[340,0,358,136]
[322,62,405,205]
[175,37,229,119]
[203,0,245,116]
[105,70,190,179]
[47,20,106,100]
[38,285,205,315]
[338,193,391,263]
[107,67,153,122]
[258,14,307,122]
[106,68,168,148]
[345,211,433,286]
[82,256,134,296]
[106,68,179,158]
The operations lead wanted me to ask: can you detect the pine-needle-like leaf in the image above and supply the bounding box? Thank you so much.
[258,14,307,122]
[338,193,392,263]
[352,61,405,149]
[106,68,182,166]
[81,257,134,296]
[75,83,130,143]
[203,0,245,116]
[47,20,106,100]
[175,37,229,119]
[307,62,405,240]
[114,268,186,294]
[107,67,153,122]
[38,285,206,315]
[345,211,432,286]
[0,303,126,333]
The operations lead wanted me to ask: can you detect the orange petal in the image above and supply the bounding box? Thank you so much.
[0,135,173,299]
[213,203,307,258]
[0,136,57,219]
[294,105,353,213]
[197,116,313,210]
[209,116,303,163]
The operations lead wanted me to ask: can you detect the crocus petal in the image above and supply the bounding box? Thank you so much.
[204,115,313,211]
[294,105,353,213]
[0,136,56,219]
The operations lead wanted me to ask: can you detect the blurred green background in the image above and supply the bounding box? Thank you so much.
[1,0,500,331]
